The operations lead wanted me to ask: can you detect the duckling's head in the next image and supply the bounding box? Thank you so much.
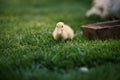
[56,22,64,34]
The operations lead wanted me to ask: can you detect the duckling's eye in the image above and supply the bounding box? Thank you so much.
[62,25,63,28]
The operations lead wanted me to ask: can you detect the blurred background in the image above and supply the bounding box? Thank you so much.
[0,0,120,80]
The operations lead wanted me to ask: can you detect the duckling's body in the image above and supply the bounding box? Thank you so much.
[52,22,74,40]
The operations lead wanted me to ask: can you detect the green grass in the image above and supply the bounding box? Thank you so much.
[0,0,120,80]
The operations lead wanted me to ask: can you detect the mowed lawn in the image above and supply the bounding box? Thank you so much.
[0,0,120,80]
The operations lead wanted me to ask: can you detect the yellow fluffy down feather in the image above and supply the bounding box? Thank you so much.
[52,22,74,40]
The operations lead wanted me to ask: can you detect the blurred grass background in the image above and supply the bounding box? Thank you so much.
[0,0,120,80]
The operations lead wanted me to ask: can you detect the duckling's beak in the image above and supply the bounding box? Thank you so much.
[57,29,62,34]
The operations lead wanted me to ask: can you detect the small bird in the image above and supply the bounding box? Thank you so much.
[52,22,74,40]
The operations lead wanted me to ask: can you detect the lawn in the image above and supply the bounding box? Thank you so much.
[0,0,120,80]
